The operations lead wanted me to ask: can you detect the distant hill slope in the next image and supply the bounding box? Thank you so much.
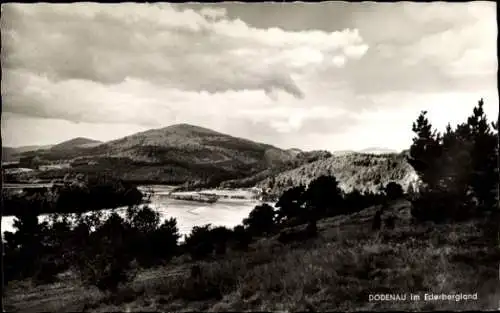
[331,150,356,156]
[220,150,333,188]
[94,123,295,166]
[358,147,399,155]
[256,152,419,198]
[50,137,103,151]
[21,124,298,185]
[2,145,53,162]
[2,148,18,163]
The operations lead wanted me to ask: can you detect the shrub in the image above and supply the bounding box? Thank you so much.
[411,186,475,223]
[210,226,233,255]
[122,206,180,267]
[243,203,276,237]
[231,225,252,251]
[275,186,306,224]
[33,257,63,285]
[184,224,215,260]
[385,182,404,200]
[303,175,344,219]
[76,213,136,292]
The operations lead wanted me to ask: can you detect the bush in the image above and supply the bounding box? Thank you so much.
[231,225,252,251]
[210,226,233,255]
[33,257,63,285]
[411,186,475,223]
[148,217,181,261]
[385,182,404,200]
[243,203,276,237]
[184,224,215,260]
[303,175,344,218]
[275,186,306,224]
[3,208,47,282]
[76,213,136,292]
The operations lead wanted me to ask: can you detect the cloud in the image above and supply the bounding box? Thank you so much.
[2,3,369,100]
[1,2,497,152]
[199,7,227,20]
[1,69,279,127]
[321,1,498,97]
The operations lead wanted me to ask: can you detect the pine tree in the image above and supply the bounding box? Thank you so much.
[303,175,343,218]
[275,185,306,223]
[466,99,498,212]
[407,111,443,190]
[243,203,276,236]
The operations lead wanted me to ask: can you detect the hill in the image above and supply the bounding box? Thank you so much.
[331,150,356,156]
[220,150,333,188]
[256,152,419,198]
[2,145,53,162]
[20,124,298,185]
[50,137,103,151]
[358,147,399,155]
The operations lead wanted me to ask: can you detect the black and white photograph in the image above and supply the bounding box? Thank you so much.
[1,1,499,311]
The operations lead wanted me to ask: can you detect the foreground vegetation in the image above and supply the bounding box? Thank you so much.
[4,202,498,312]
[3,98,499,311]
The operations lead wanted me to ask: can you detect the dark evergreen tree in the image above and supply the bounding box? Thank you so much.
[184,224,215,260]
[303,175,343,218]
[275,185,306,223]
[343,188,364,212]
[243,203,276,236]
[407,111,443,190]
[210,226,232,255]
[231,224,252,251]
[466,99,498,213]
[385,182,404,201]
[409,98,498,222]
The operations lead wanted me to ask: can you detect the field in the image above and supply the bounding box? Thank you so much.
[4,200,499,312]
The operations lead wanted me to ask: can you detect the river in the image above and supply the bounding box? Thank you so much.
[1,185,266,239]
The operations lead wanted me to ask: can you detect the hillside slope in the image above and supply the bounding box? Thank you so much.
[220,150,333,188]
[22,124,297,185]
[50,138,103,151]
[5,201,497,312]
[358,147,399,154]
[257,152,419,197]
[2,145,53,162]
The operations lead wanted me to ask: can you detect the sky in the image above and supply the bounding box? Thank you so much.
[1,2,498,152]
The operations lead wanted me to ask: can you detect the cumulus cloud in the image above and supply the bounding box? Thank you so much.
[340,1,498,96]
[1,2,497,152]
[2,3,368,101]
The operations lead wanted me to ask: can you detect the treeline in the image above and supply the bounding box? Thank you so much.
[407,98,499,222]
[3,206,179,290]
[2,173,143,216]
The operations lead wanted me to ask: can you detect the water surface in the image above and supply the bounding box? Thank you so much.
[1,185,264,238]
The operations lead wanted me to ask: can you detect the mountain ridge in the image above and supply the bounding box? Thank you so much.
[15,123,297,185]
[50,137,103,151]
[7,124,415,190]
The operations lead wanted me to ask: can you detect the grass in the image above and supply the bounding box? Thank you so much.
[4,201,499,312]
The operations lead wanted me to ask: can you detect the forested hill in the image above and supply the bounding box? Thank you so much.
[256,152,419,198]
